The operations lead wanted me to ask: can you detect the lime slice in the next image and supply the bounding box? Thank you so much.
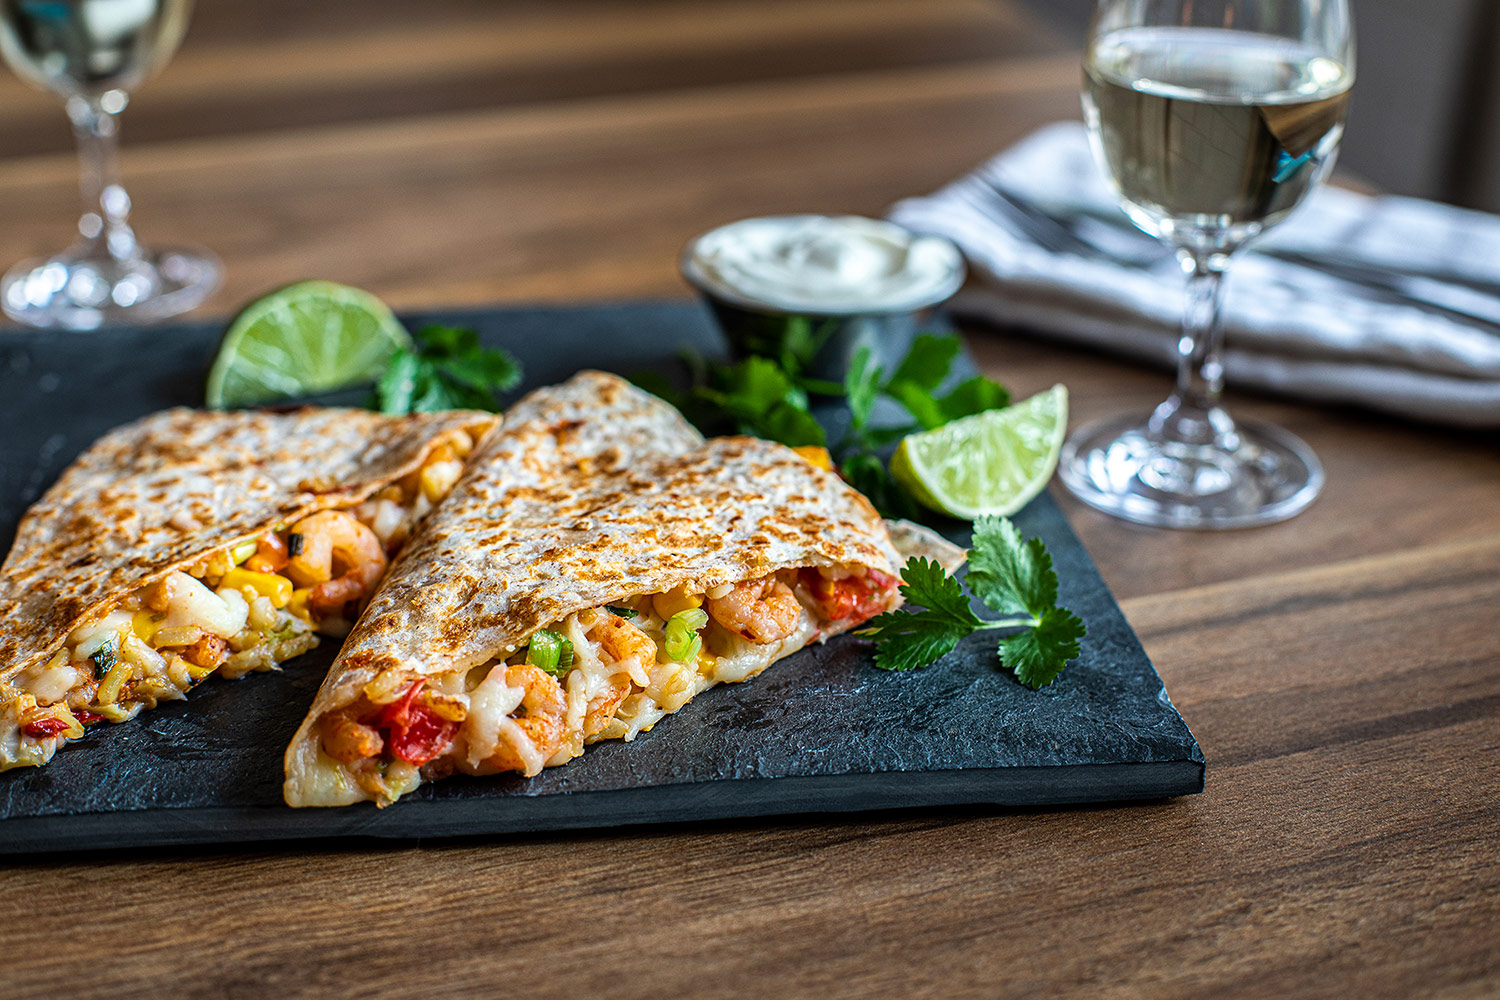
[205,281,412,408]
[891,384,1068,519]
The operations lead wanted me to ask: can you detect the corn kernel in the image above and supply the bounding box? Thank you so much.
[96,658,131,705]
[95,703,133,723]
[153,625,204,648]
[183,661,217,681]
[287,588,313,622]
[792,445,833,470]
[132,611,162,643]
[420,459,463,502]
[652,585,702,620]
[220,568,292,609]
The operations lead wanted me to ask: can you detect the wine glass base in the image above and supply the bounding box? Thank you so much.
[1059,411,1324,529]
[2,245,221,331]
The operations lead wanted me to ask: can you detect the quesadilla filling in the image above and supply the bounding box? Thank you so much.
[313,565,899,804]
[4,432,475,760]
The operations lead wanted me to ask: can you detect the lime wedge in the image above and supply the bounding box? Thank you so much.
[205,281,412,408]
[891,384,1068,519]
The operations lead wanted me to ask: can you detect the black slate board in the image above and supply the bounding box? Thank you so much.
[0,302,1202,854]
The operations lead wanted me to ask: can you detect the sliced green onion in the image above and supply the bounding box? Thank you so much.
[89,640,115,681]
[605,605,637,618]
[526,629,574,678]
[230,540,258,564]
[287,532,305,557]
[664,608,708,662]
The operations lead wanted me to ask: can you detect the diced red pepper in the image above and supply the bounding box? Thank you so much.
[800,567,898,625]
[372,680,458,766]
[22,716,71,739]
[74,708,103,725]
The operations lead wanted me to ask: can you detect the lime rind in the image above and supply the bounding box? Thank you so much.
[892,384,1068,520]
[205,280,412,409]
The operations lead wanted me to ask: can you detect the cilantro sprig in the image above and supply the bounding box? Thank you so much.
[376,324,522,414]
[858,516,1085,688]
[641,330,1008,517]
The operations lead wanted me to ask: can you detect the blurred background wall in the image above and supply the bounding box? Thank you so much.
[1027,0,1500,211]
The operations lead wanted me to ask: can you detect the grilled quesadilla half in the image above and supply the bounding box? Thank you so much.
[285,372,959,807]
[0,406,497,771]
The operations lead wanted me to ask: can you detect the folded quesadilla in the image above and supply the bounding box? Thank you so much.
[0,406,497,771]
[285,371,959,807]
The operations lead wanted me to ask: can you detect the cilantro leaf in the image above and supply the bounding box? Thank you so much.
[756,402,827,447]
[418,324,480,355]
[844,346,881,432]
[884,379,946,430]
[934,375,1010,423]
[858,557,982,671]
[375,350,422,415]
[882,336,1008,430]
[839,452,923,521]
[374,324,522,414]
[966,515,1058,618]
[696,357,826,447]
[888,334,963,393]
[861,523,1085,688]
[777,316,839,374]
[896,556,983,625]
[862,608,973,671]
[1000,606,1085,689]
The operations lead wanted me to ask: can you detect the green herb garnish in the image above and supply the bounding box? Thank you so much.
[525,629,574,677]
[376,324,522,414]
[641,333,1007,517]
[605,605,637,618]
[287,532,305,557]
[857,517,1085,688]
[89,640,116,681]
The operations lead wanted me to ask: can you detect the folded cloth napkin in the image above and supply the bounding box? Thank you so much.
[888,122,1500,427]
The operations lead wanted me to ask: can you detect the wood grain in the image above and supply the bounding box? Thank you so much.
[0,2,1496,997]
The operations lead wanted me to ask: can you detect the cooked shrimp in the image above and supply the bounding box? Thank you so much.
[489,663,567,773]
[320,713,384,764]
[594,612,658,668]
[585,612,655,735]
[242,532,289,573]
[182,634,228,670]
[285,510,388,614]
[705,575,802,644]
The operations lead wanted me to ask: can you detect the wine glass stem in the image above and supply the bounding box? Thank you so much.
[1176,250,1227,409]
[1151,249,1237,448]
[66,93,141,264]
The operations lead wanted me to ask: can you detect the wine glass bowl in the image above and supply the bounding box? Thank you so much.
[0,0,218,330]
[1059,0,1353,529]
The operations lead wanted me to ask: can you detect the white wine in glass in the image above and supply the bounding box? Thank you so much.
[1061,1,1354,529]
[0,0,219,330]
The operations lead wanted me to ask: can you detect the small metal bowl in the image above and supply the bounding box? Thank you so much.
[679,217,965,381]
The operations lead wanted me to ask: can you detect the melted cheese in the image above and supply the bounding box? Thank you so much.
[462,666,525,768]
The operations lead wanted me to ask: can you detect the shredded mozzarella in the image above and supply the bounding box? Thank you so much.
[462,666,525,768]
[69,610,133,658]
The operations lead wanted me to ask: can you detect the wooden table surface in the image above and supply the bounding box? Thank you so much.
[2,2,1497,997]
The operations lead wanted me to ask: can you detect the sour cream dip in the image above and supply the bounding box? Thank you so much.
[681,215,964,315]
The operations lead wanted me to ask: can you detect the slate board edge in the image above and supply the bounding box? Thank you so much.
[0,760,1205,855]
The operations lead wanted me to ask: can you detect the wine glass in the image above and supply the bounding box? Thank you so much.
[1059,0,1354,529]
[0,0,218,330]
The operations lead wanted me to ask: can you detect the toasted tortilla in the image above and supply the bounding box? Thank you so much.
[0,406,498,769]
[284,371,939,807]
